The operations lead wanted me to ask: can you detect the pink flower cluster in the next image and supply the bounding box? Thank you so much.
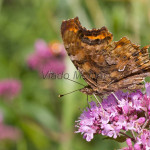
[75,83,150,149]
[123,130,150,150]
[27,40,66,75]
[0,79,21,100]
[0,113,20,141]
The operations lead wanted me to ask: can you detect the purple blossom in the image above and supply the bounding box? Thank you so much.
[0,79,21,100]
[0,112,20,141]
[0,123,20,141]
[27,40,66,75]
[75,83,150,149]
[145,82,150,97]
[122,130,150,150]
[126,138,132,149]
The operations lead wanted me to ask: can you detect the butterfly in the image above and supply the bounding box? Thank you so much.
[61,17,150,96]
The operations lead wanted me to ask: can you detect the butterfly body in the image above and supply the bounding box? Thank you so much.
[61,17,150,96]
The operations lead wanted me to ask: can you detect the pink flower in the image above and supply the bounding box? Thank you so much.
[75,83,150,148]
[0,123,20,140]
[0,79,21,100]
[134,144,141,150]
[126,138,132,148]
[137,117,145,124]
[75,104,99,141]
[0,112,20,141]
[122,130,150,150]
[27,40,66,76]
[145,83,150,98]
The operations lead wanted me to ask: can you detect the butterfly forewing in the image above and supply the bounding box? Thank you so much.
[61,17,150,95]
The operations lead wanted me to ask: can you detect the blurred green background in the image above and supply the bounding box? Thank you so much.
[0,0,150,149]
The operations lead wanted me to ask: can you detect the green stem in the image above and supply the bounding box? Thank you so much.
[120,131,135,142]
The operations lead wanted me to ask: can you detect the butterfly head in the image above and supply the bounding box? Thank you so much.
[80,85,94,95]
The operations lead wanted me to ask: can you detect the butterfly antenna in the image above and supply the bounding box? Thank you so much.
[111,92,121,102]
[65,78,85,86]
[93,94,104,112]
[58,88,83,98]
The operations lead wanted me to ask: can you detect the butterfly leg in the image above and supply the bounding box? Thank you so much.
[93,94,105,112]
[111,92,121,102]
[87,95,90,108]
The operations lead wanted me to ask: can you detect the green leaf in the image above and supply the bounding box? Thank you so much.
[103,136,126,143]
[19,120,51,150]
[20,101,60,131]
